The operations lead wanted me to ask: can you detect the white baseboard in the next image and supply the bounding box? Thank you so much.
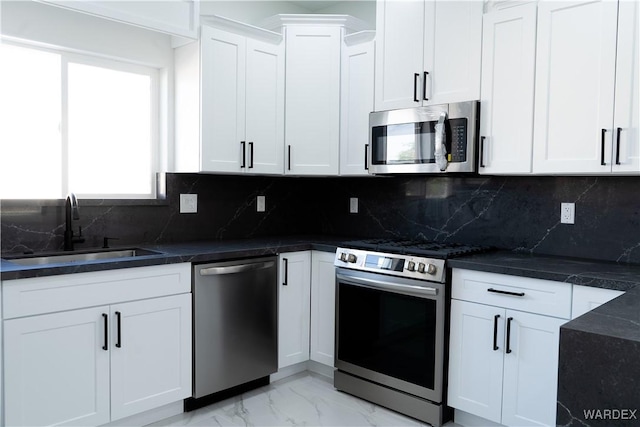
[270,360,334,383]
[454,409,504,427]
[103,401,183,426]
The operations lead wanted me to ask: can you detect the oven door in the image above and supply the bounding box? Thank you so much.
[335,268,445,403]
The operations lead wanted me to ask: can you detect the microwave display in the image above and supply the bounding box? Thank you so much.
[371,118,468,165]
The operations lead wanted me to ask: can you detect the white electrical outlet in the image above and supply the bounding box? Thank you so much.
[257,196,266,212]
[561,202,575,224]
[349,197,359,214]
[180,194,197,214]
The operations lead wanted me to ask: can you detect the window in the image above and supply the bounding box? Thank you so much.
[0,41,159,199]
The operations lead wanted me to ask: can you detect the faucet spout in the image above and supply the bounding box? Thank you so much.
[64,193,83,251]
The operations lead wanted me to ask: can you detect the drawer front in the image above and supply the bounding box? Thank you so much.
[452,269,571,319]
[2,263,191,319]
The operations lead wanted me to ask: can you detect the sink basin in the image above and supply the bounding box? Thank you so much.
[4,248,162,266]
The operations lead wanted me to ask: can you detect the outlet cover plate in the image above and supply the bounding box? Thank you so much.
[561,202,575,224]
[257,196,266,212]
[180,194,197,214]
[349,197,359,214]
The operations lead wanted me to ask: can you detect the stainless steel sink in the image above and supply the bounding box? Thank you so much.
[4,248,162,266]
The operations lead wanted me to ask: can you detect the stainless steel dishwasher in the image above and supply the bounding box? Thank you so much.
[192,257,278,399]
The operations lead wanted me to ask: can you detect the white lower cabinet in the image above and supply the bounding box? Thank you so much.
[310,250,336,366]
[2,263,192,427]
[448,269,571,427]
[278,250,336,371]
[278,251,311,368]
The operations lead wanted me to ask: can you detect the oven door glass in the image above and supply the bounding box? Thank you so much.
[337,279,438,392]
[371,118,467,165]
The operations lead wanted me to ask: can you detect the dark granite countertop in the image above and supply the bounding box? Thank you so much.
[0,235,348,281]
[448,250,640,292]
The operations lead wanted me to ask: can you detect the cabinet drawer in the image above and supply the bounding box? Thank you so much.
[2,263,191,319]
[452,269,571,319]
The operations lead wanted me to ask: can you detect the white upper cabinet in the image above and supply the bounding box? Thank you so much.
[533,0,639,174]
[38,0,199,39]
[479,3,537,174]
[340,31,375,176]
[374,0,482,111]
[613,0,640,173]
[284,25,342,175]
[174,18,285,175]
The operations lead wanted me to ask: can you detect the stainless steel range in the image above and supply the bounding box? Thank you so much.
[333,239,489,427]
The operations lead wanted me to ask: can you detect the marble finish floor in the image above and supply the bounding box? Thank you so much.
[151,373,454,427]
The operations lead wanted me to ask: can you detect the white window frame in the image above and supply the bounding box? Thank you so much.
[2,39,161,200]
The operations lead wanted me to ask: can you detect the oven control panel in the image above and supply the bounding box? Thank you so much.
[334,247,446,283]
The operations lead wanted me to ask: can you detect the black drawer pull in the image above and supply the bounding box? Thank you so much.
[487,288,525,297]
[282,258,288,286]
[249,142,254,169]
[616,127,622,165]
[480,136,486,168]
[493,314,500,351]
[240,141,246,168]
[423,71,429,101]
[601,129,607,166]
[364,144,369,170]
[413,73,420,103]
[506,317,513,354]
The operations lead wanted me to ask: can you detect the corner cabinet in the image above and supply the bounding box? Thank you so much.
[174,17,285,175]
[448,269,571,427]
[37,0,199,39]
[2,264,192,427]
[532,0,639,174]
[478,3,537,174]
[340,31,375,176]
[310,250,337,366]
[374,0,482,111]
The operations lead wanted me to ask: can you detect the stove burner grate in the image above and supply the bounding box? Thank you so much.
[341,238,491,259]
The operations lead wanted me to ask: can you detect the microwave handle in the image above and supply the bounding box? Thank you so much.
[434,112,448,171]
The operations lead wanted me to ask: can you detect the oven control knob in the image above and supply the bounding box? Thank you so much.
[339,252,348,262]
[425,263,437,275]
[407,261,416,272]
[417,263,426,273]
[347,254,357,263]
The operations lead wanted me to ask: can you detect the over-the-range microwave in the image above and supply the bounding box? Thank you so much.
[368,101,479,174]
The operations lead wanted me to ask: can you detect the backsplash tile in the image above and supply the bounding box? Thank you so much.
[1,173,638,264]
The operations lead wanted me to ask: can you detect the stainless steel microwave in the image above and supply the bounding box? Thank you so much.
[368,101,479,174]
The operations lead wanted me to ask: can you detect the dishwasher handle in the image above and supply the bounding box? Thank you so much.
[199,261,275,276]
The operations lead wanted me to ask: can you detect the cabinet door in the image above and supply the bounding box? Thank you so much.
[110,294,192,421]
[285,26,340,175]
[613,0,640,173]
[533,0,618,174]
[448,300,505,424]
[423,0,483,105]
[572,285,624,319]
[479,3,537,174]
[278,252,311,368]
[200,26,246,173]
[310,251,336,366]
[4,306,110,427]
[501,311,566,427]
[374,0,425,111]
[245,38,285,175]
[340,38,375,176]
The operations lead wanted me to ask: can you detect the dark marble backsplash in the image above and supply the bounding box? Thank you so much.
[1,173,639,264]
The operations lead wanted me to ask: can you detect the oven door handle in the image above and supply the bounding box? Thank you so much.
[336,273,438,298]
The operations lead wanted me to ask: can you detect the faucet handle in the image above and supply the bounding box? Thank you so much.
[103,237,120,249]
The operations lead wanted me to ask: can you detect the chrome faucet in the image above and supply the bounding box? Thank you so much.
[64,193,85,251]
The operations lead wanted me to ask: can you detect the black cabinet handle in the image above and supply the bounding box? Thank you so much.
[506,317,513,354]
[364,144,369,170]
[601,129,607,166]
[102,313,108,351]
[488,288,525,297]
[493,314,500,351]
[616,127,622,165]
[240,141,246,168]
[282,258,288,286]
[480,136,486,168]
[249,142,254,169]
[287,145,291,171]
[115,311,122,348]
[413,73,420,103]
[423,71,429,101]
